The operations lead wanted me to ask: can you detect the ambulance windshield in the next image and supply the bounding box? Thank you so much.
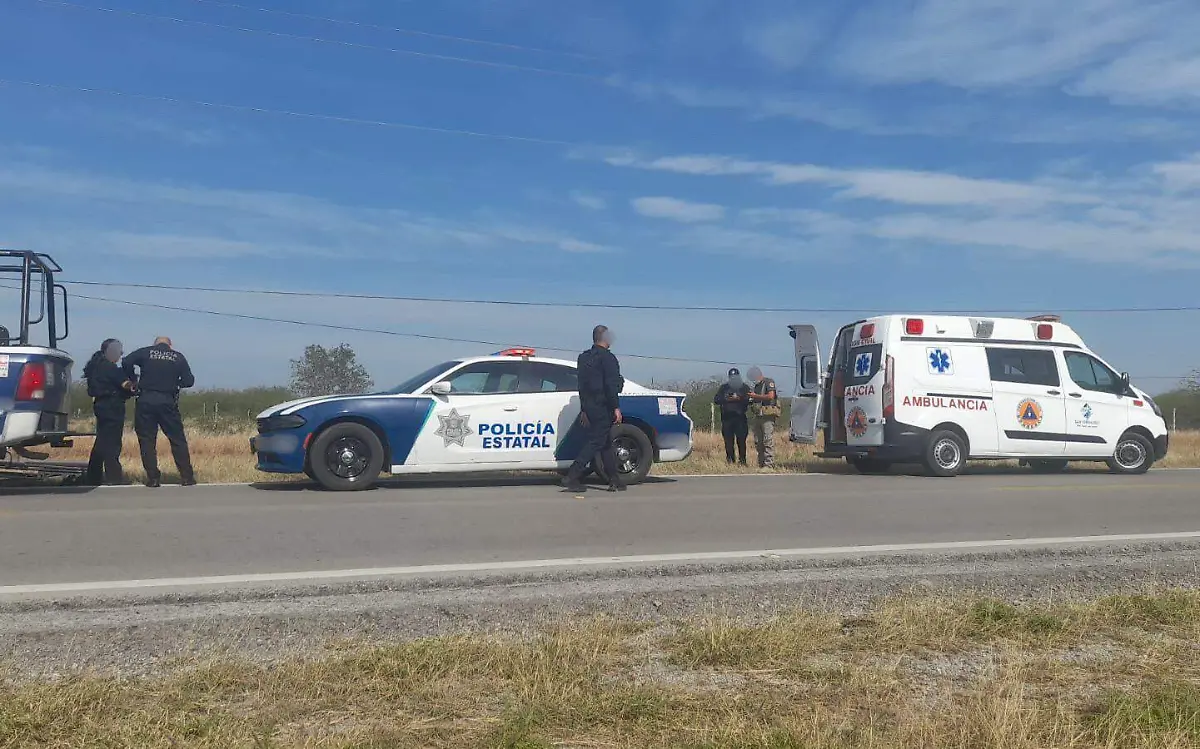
[386,361,461,394]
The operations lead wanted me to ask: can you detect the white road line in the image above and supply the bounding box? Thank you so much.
[6,530,1200,595]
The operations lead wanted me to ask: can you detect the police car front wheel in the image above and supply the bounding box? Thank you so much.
[309,422,385,491]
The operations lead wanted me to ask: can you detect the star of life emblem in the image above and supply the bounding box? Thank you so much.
[435,408,471,447]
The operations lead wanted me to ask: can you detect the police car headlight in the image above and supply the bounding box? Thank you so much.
[257,414,307,432]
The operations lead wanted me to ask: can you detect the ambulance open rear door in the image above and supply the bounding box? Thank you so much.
[788,324,822,444]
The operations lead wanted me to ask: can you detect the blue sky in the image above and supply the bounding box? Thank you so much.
[1,0,1197,392]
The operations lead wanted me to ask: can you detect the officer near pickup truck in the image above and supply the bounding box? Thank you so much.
[746,366,780,468]
[122,336,196,487]
[82,338,135,485]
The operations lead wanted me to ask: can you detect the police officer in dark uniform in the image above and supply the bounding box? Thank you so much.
[122,336,196,487]
[714,367,751,465]
[83,338,134,485]
[562,325,624,493]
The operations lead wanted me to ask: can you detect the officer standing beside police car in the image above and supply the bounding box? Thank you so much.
[562,325,625,493]
[746,366,779,468]
[122,336,197,487]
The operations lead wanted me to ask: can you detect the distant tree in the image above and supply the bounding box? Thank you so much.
[1188,369,1200,392]
[289,343,373,397]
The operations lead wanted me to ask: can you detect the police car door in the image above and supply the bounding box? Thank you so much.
[788,324,822,444]
[516,361,581,466]
[418,360,532,466]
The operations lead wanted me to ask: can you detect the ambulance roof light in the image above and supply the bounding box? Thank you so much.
[1026,314,1062,323]
[972,319,995,338]
[496,347,536,357]
[1036,324,1054,340]
[859,323,875,340]
[905,318,924,335]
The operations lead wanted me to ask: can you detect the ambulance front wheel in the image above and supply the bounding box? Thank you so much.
[924,430,966,477]
[1107,432,1154,475]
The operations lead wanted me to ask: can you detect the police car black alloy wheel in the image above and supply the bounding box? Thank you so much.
[309,422,385,491]
[593,424,654,485]
[924,429,966,477]
[1108,432,1154,475]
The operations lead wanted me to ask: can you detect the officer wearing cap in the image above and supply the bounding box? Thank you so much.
[562,324,624,493]
[122,336,196,487]
[746,366,780,468]
[714,367,751,465]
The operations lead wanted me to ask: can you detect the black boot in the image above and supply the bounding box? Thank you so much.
[561,472,586,492]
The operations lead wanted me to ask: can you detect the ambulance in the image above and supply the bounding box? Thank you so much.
[787,315,1169,476]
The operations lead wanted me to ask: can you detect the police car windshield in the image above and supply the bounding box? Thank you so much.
[385,361,461,394]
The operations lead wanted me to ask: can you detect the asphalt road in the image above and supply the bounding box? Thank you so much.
[1,471,1198,594]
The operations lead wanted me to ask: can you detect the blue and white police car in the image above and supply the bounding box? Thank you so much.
[252,348,694,491]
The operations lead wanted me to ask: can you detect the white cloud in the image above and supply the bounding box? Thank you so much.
[632,196,727,223]
[0,162,609,261]
[612,152,1090,209]
[825,0,1200,107]
[570,191,608,210]
[603,148,1200,267]
[611,77,1193,143]
[742,12,824,71]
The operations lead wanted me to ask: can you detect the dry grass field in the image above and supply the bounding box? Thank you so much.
[5,591,1200,747]
[48,427,1200,485]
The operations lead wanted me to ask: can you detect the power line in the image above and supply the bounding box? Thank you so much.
[0,78,577,146]
[182,0,600,61]
[33,0,604,81]
[59,279,1200,316]
[0,283,1186,380]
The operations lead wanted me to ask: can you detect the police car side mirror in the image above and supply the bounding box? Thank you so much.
[430,381,452,396]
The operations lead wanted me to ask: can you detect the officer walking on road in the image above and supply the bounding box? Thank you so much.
[122,336,196,487]
[747,366,780,468]
[82,338,135,485]
[562,325,625,493]
[714,367,751,465]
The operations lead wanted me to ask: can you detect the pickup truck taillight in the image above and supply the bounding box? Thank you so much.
[16,361,47,401]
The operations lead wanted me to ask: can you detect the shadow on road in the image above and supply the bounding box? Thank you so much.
[249,473,679,493]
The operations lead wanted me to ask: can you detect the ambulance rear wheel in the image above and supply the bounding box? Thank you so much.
[1107,432,1154,475]
[924,430,966,477]
[594,424,653,485]
[309,422,385,491]
[1029,459,1068,474]
[848,457,891,475]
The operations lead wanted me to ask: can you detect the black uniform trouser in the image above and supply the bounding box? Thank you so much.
[134,393,194,482]
[721,413,748,464]
[566,406,619,484]
[86,398,125,485]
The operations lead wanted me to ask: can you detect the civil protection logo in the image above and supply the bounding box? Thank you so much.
[846,406,869,438]
[1016,398,1043,430]
[435,408,471,447]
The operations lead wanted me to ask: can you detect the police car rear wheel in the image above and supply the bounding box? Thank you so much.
[594,425,653,485]
[1108,432,1154,475]
[310,423,385,491]
[924,430,966,477]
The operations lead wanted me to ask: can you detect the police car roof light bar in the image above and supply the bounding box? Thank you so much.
[496,347,536,357]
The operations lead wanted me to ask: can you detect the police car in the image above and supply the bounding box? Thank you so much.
[252,348,694,491]
[788,316,1169,476]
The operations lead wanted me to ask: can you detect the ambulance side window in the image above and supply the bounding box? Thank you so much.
[1064,352,1124,395]
[986,348,1059,387]
[845,343,883,385]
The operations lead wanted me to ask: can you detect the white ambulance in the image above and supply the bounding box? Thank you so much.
[788,315,1169,476]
